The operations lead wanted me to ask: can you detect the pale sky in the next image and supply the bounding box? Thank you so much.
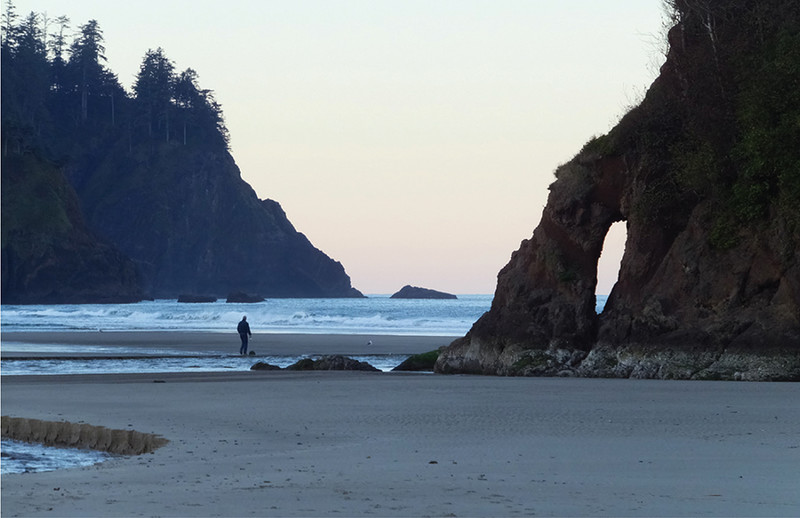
[12,0,666,294]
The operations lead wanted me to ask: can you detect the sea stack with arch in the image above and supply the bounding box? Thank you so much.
[436,3,800,380]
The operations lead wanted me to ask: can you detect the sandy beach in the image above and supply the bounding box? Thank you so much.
[2,333,800,517]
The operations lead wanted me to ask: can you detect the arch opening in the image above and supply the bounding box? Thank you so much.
[595,220,627,313]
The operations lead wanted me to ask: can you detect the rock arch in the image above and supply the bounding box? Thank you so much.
[436,152,630,375]
[436,138,799,379]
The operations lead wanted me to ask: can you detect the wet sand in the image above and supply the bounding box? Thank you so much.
[0,331,453,357]
[2,333,800,517]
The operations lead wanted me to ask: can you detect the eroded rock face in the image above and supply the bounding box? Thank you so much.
[437,154,800,379]
[436,2,800,380]
[436,154,626,376]
[70,150,364,299]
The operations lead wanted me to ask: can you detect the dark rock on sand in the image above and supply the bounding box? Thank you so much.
[436,1,800,381]
[226,292,264,303]
[250,361,281,371]
[286,355,380,372]
[178,294,218,303]
[392,350,441,372]
[390,285,457,299]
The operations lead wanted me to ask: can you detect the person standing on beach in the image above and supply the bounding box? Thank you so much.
[237,316,252,355]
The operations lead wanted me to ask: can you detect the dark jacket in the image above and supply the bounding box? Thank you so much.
[237,320,251,336]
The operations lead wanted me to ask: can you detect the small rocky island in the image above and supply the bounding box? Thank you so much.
[390,285,457,300]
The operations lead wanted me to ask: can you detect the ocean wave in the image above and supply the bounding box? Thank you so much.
[1,296,494,335]
[0,295,618,335]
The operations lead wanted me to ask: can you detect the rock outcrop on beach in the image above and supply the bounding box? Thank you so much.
[436,0,800,381]
[1,15,363,302]
[250,361,282,371]
[392,350,441,372]
[286,355,380,372]
[390,285,457,300]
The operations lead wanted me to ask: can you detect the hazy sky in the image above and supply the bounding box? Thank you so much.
[13,0,667,294]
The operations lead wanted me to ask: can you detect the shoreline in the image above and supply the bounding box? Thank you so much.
[1,331,457,358]
[2,372,799,516]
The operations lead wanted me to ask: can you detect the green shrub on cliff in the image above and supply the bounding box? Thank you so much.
[579,0,800,251]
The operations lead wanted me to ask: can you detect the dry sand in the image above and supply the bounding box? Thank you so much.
[2,332,800,517]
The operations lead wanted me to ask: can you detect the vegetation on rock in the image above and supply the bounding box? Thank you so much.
[392,350,441,372]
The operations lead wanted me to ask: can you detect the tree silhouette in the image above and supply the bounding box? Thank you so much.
[66,19,107,123]
[1,1,230,156]
[133,47,175,141]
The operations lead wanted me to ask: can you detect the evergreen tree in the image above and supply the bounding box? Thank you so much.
[48,15,69,92]
[1,3,230,155]
[173,67,230,149]
[1,10,49,154]
[1,0,19,50]
[133,47,175,141]
[66,19,107,123]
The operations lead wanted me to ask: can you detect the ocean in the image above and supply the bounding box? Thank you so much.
[1,295,494,335]
[1,294,608,335]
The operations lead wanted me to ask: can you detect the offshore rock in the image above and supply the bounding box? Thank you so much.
[226,292,264,303]
[436,2,800,380]
[390,285,457,299]
[178,294,217,303]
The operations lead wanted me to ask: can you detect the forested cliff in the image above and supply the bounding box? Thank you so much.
[1,4,362,302]
[436,0,800,380]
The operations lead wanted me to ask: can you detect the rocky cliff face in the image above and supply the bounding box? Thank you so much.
[1,155,143,303]
[436,0,800,380]
[2,143,362,302]
[68,145,363,299]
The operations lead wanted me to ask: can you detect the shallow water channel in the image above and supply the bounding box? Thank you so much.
[1,439,112,474]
